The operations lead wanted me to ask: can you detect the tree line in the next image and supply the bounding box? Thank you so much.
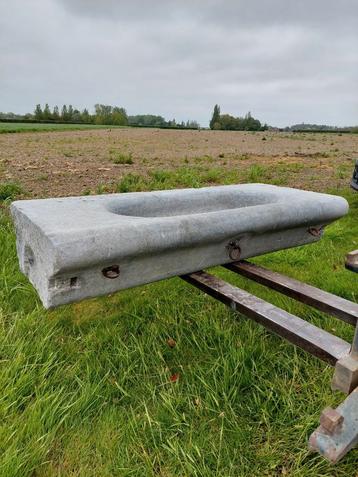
[285,123,358,133]
[128,114,199,129]
[31,103,128,125]
[0,104,200,129]
[209,104,267,131]
[1,103,357,131]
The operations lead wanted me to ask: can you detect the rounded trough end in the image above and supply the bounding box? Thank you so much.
[336,196,349,217]
[322,194,349,221]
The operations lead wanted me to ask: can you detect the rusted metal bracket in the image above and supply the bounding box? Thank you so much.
[309,387,358,463]
[181,260,358,463]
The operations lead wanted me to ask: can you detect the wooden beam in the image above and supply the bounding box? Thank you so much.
[225,261,358,327]
[182,270,350,366]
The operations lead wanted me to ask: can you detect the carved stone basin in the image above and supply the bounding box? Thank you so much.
[11,184,348,308]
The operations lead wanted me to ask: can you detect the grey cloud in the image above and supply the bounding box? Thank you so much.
[0,0,357,126]
[57,0,358,30]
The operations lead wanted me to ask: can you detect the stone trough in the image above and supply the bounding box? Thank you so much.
[11,183,358,462]
[11,184,348,309]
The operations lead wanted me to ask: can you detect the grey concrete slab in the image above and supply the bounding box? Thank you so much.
[11,184,348,308]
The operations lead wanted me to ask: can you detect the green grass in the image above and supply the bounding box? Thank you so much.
[116,164,276,195]
[111,152,134,165]
[0,122,124,134]
[246,164,268,182]
[117,167,239,193]
[0,185,358,476]
[0,182,23,201]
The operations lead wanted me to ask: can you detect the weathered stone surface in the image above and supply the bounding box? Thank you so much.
[11,184,348,308]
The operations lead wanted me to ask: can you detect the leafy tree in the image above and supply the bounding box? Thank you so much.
[186,120,200,129]
[219,114,238,130]
[43,103,51,120]
[128,115,167,127]
[72,109,82,122]
[94,104,112,124]
[81,108,91,123]
[94,104,128,125]
[210,107,262,131]
[53,106,60,120]
[112,106,128,125]
[34,104,43,120]
[68,105,74,121]
[210,104,220,129]
[61,105,68,121]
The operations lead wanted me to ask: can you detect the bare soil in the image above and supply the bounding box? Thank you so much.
[1,128,357,198]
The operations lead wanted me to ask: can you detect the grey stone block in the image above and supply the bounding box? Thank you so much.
[10,184,348,308]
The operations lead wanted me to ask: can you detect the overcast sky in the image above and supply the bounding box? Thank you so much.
[1,0,357,127]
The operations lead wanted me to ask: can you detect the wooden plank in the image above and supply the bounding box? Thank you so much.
[182,271,351,366]
[225,261,358,327]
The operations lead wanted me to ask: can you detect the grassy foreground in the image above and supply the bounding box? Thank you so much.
[0,122,123,134]
[0,187,357,476]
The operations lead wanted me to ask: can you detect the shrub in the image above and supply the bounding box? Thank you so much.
[117,173,145,193]
[0,182,23,201]
[150,170,172,185]
[112,152,133,165]
[202,168,222,183]
[246,165,266,183]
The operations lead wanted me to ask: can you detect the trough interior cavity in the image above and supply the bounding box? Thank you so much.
[106,190,276,218]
